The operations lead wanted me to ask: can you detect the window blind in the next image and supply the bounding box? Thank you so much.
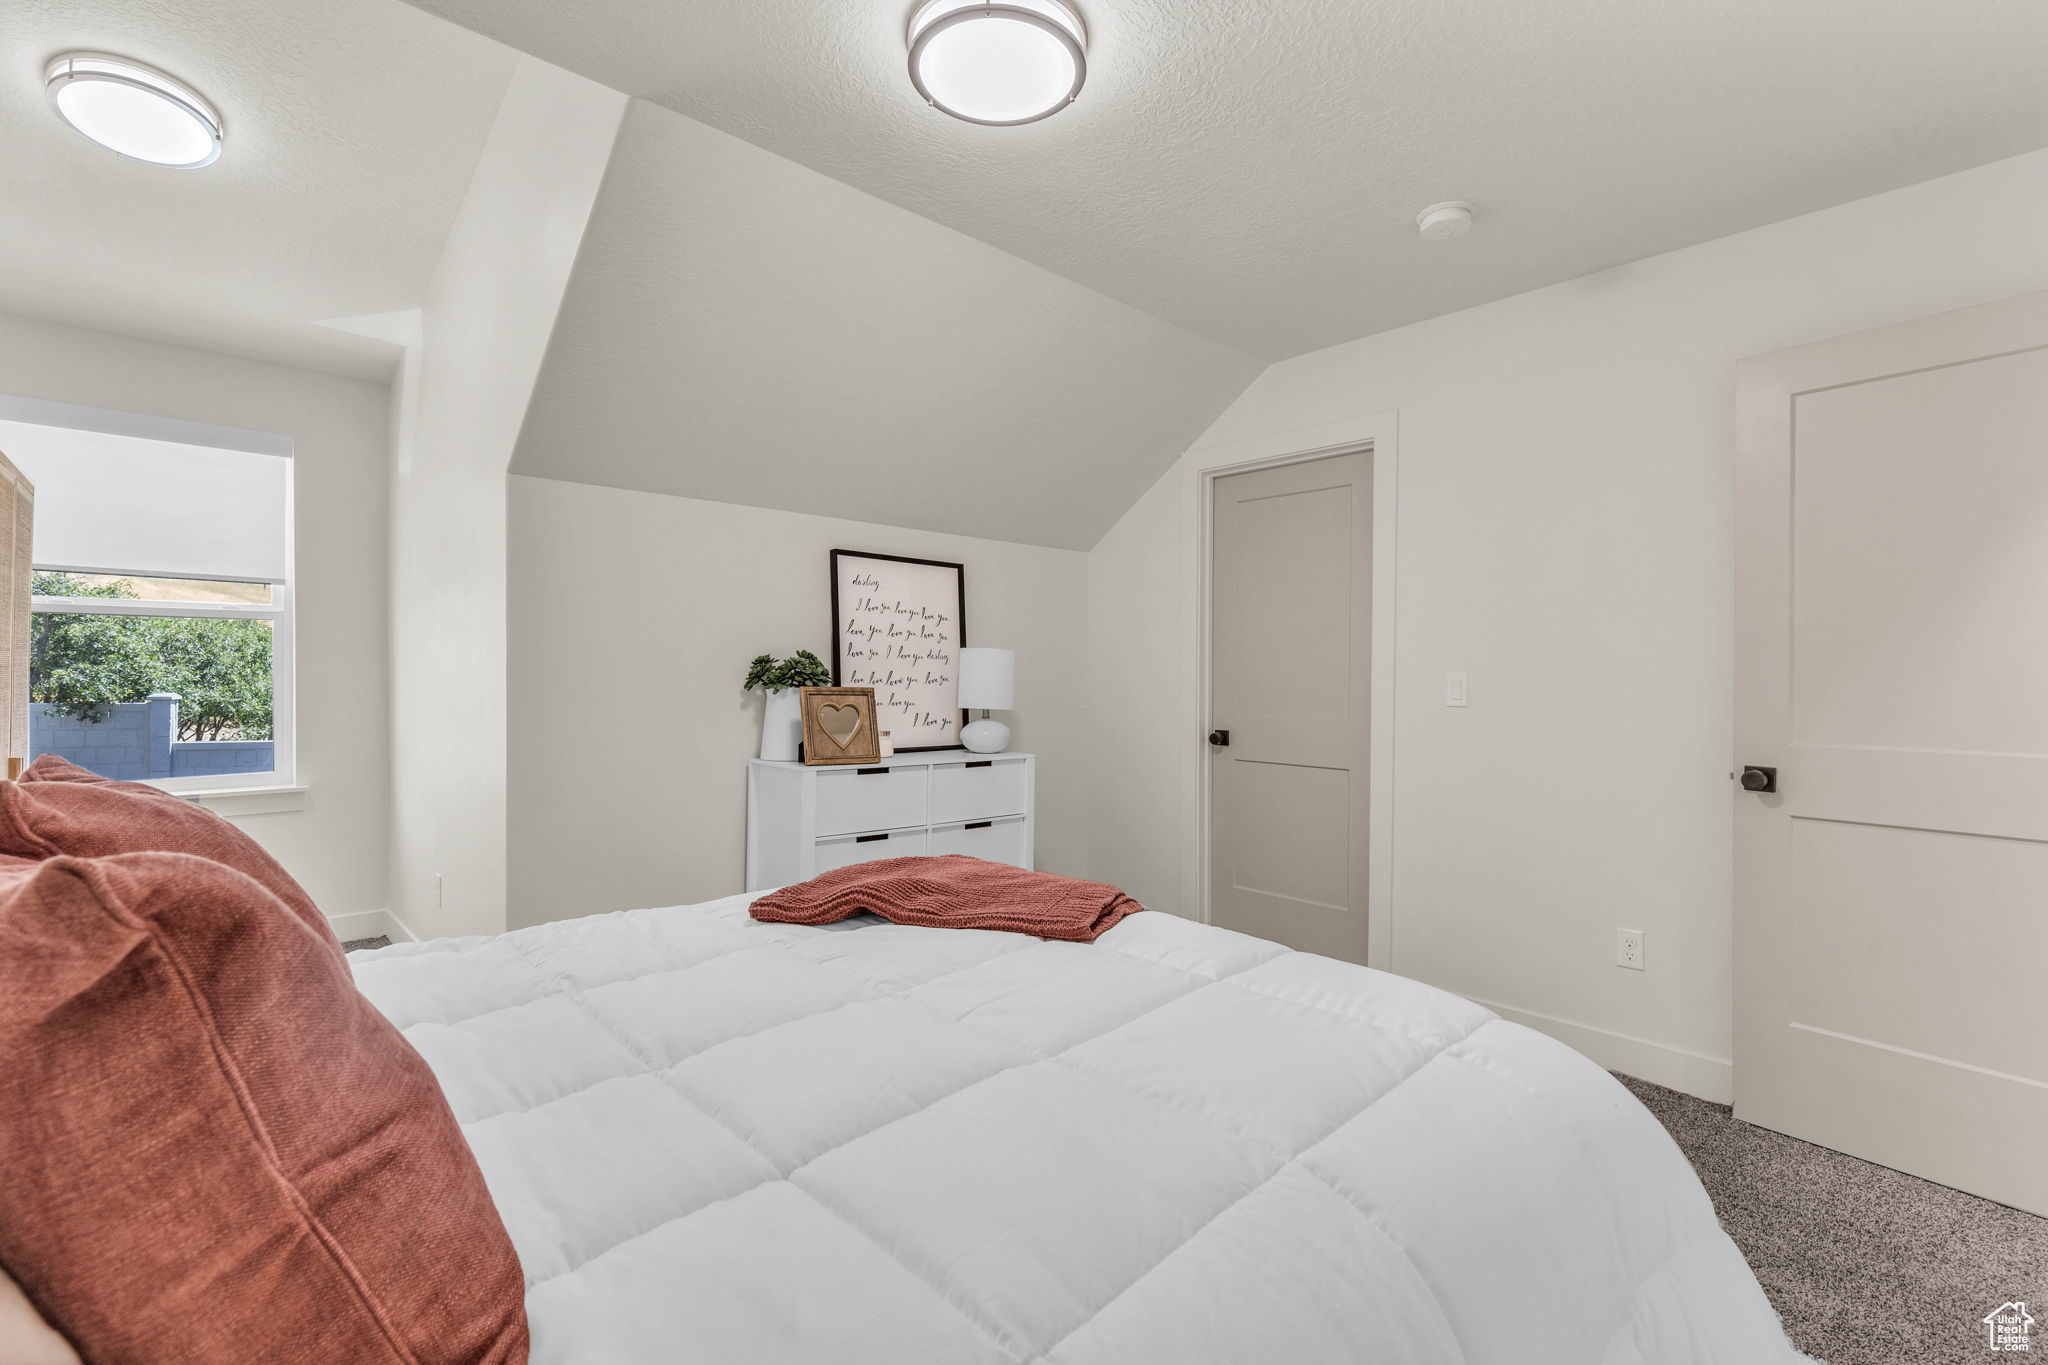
[0,419,289,584]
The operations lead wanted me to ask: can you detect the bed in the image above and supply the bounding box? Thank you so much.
[348,893,1806,1365]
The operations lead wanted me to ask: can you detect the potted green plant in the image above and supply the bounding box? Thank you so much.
[744,650,831,761]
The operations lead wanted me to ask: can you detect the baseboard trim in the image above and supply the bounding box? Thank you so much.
[326,908,418,946]
[1468,994,1734,1104]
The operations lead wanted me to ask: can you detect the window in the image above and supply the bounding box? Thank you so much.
[0,407,293,791]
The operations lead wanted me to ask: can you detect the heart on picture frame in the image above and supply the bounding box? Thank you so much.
[818,703,864,749]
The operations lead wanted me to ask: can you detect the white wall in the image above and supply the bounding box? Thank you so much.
[508,99,1261,551]
[507,476,1092,929]
[0,311,392,921]
[1088,146,2048,1102]
[386,57,625,941]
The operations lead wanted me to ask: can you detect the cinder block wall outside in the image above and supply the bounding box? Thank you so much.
[30,693,273,780]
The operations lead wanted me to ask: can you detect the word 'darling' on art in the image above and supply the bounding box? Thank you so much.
[830,551,964,750]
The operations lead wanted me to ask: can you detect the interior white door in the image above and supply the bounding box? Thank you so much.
[1208,451,1371,963]
[1735,290,2048,1215]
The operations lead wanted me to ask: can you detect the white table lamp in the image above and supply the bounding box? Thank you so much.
[957,647,1015,754]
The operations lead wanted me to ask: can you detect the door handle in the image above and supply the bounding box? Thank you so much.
[1208,729,1230,747]
[1739,765,1776,793]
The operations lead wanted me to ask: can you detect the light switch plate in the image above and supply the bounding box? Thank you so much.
[1445,671,1468,707]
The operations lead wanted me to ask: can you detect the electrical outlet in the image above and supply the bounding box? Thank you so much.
[435,873,445,910]
[1615,927,1645,971]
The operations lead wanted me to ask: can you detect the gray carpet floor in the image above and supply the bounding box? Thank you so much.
[1620,1073,2048,1365]
[341,934,390,952]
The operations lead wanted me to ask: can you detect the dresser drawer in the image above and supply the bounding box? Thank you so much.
[928,815,1029,869]
[813,765,927,837]
[814,826,929,874]
[929,758,1029,825]
[746,753,1034,894]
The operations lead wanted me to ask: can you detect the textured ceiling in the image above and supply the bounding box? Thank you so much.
[2,0,515,378]
[508,100,1261,549]
[403,0,2048,360]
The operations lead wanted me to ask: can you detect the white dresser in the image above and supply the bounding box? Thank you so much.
[745,751,1035,892]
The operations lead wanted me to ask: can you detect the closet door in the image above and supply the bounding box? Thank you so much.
[1208,451,1371,964]
[1735,290,2048,1214]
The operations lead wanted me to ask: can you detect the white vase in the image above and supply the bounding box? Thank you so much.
[759,688,802,762]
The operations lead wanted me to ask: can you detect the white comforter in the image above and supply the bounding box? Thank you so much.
[349,894,1804,1365]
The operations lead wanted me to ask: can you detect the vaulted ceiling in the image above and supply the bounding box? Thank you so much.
[13,0,2048,548]
[403,0,2048,361]
[507,101,1258,549]
[4,0,514,378]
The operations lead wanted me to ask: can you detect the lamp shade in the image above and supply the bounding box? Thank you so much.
[957,647,1015,711]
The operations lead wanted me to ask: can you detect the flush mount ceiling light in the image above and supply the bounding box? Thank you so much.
[907,0,1086,126]
[45,53,222,168]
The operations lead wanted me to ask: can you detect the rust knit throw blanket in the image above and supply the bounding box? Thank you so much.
[751,855,1143,943]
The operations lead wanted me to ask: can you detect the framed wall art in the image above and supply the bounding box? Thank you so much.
[797,686,881,766]
[830,549,964,751]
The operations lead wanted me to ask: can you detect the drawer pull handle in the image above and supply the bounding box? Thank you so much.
[964,821,993,830]
[856,833,890,844]
[856,767,889,776]
[965,760,993,769]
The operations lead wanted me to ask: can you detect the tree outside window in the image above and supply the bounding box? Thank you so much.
[30,572,274,742]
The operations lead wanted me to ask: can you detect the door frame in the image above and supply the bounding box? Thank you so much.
[1194,412,1398,971]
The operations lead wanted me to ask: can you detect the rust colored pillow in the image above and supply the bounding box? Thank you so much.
[0,852,528,1364]
[0,1266,79,1365]
[1,753,340,955]
[14,754,114,785]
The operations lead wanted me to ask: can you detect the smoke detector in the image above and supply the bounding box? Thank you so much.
[1416,201,1474,241]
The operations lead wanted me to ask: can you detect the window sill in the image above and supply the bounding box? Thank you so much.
[176,784,308,816]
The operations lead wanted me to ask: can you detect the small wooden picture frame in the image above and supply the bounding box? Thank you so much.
[798,687,882,765]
